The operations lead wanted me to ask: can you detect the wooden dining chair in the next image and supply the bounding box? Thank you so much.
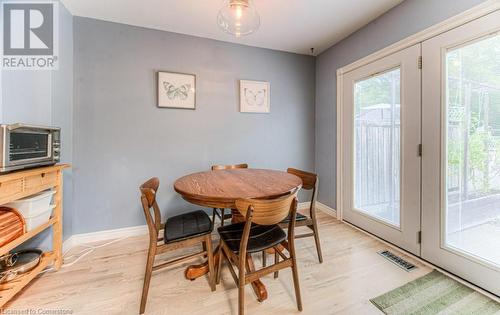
[216,192,302,315]
[277,168,323,263]
[211,163,248,226]
[139,178,216,314]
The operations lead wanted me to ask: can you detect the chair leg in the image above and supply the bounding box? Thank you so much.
[205,235,216,292]
[220,208,225,226]
[238,254,247,315]
[216,242,224,284]
[139,247,156,315]
[274,249,279,279]
[202,242,207,258]
[312,223,323,263]
[290,248,303,311]
[262,251,266,267]
[238,283,245,315]
[212,208,217,225]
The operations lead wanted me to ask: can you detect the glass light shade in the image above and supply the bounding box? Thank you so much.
[217,0,260,37]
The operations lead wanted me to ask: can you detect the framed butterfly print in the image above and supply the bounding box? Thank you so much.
[157,71,196,109]
[240,80,270,113]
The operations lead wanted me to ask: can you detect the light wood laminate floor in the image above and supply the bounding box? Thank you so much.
[8,211,431,314]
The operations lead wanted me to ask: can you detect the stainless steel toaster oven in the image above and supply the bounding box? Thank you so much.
[0,124,60,173]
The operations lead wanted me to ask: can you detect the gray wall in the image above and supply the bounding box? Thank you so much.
[0,1,74,245]
[73,17,315,234]
[315,0,488,208]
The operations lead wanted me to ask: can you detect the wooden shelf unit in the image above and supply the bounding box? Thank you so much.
[0,164,69,307]
[0,218,56,257]
[0,252,55,305]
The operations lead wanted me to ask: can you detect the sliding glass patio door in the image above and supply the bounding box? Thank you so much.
[341,44,422,256]
[421,10,500,295]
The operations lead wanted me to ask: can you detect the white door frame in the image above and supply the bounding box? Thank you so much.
[340,44,422,255]
[336,0,500,221]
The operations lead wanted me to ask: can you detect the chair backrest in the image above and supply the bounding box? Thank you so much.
[235,190,298,226]
[235,192,299,257]
[287,168,317,190]
[139,177,162,238]
[211,163,248,171]
[287,168,318,214]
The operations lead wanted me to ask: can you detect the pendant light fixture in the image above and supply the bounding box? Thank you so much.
[217,0,260,37]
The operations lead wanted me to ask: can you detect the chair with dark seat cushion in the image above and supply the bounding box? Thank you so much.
[165,210,212,243]
[139,178,215,315]
[218,222,286,253]
[216,192,302,315]
[277,168,323,264]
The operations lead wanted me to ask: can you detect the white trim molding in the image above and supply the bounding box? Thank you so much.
[336,64,344,221]
[63,225,148,253]
[299,201,337,218]
[315,202,337,218]
[297,201,310,211]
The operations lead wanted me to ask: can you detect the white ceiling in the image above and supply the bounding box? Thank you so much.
[61,0,404,55]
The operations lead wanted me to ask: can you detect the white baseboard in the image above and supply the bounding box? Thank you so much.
[299,201,337,218]
[63,225,148,253]
[297,201,310,210]
[63,202,337,253]
[298,201,337,217]
[62,237,76,254]
[315,201,337,218]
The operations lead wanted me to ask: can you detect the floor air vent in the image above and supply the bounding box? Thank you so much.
[378,250,417,272]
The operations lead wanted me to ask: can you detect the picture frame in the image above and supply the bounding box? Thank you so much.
[157,71,196,109]
[239,80,270,113]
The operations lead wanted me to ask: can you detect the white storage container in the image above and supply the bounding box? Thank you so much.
[23,204,56,231]
[6,190,55,216]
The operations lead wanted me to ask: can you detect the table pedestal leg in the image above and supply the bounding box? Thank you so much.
[185,208,269,301]
[185,245,219,280]
[185,247,269,302]
[246,254,267,302]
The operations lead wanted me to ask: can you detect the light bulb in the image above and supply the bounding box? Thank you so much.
[235,5,243,19]
[217,0,260,37]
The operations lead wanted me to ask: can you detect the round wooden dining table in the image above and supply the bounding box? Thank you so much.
[174,168,302,302]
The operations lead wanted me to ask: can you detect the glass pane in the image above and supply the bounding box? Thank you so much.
[354,68,401,226]
[9,132,49,161]
[445,34,500,267]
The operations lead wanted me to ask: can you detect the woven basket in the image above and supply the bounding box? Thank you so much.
[0,207,26,247]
